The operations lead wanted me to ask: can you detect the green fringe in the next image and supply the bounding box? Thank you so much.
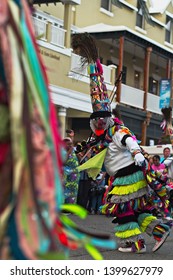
[113,170,144,186]
[115,222,140,232]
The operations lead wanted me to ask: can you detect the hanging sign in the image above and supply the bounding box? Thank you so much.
[159,79,171,108]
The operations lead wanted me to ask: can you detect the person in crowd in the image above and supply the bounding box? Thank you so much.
[102,176,114,206]
[63,137,80,205]
[89,171,106,215]
[152,154,166,171]
[76,142,93,210]
[142,152,172,220]
[72,32,172,254]
[162,157,173,215]
[157,107,173,218]
[146,167,172,220]
[66,129,75,142]
[148,155,154,166]
[141,151,153,166]
[161,147,172,163]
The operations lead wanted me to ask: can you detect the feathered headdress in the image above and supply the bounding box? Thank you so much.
[71,33,111,119]
[160,106,173,144]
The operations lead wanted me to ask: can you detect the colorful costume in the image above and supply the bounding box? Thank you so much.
[145,107,173,218]
[63,146,80,204]
[145,164,172,219]
[159,107,173,145]
[72,32,171,253]
[158,106,173,215]
[0,1,116,260]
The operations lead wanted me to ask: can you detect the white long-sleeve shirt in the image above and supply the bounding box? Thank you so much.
[104,129,141,176]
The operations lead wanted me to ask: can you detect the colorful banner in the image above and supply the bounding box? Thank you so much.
[159,79,171,108]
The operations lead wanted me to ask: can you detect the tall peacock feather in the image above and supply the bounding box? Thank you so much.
[71,32,99,66]
[0,1,116,260]
[159,106,173,144]
[71,32,112,121]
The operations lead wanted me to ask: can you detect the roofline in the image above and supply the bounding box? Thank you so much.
[81,25,173,59]
[32,0,61,4]
[149,0,171,15]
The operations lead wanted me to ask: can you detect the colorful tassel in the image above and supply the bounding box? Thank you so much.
[0,0,116,260]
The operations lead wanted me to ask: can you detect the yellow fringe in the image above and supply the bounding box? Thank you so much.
[140,215,157,232]
[109,180,146,196]
[115,228,142,239]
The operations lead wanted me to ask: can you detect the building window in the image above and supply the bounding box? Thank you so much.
[149,77,159,95]
[134,70,140,89]
[165,15,173,44]
[136,1,145,29]
[101,0,112,12]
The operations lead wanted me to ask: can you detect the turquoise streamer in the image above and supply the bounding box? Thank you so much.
[20,14,49,118]
[61,220,116,250]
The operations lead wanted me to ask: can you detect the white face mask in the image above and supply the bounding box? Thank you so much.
[92,117,108,129]
[90,117,114,135]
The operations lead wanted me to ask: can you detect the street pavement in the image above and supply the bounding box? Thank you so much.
[69,214,173,260]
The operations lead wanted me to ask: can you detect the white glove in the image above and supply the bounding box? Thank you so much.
[134,153,145,166]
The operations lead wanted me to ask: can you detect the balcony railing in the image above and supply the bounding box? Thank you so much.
[32,17,47,40]
[51,25,66,47]
[121,84,161,115]
[147,92,161,114]
[70,53,112,84]
[121,84,144,109]
[32,12,66,47]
